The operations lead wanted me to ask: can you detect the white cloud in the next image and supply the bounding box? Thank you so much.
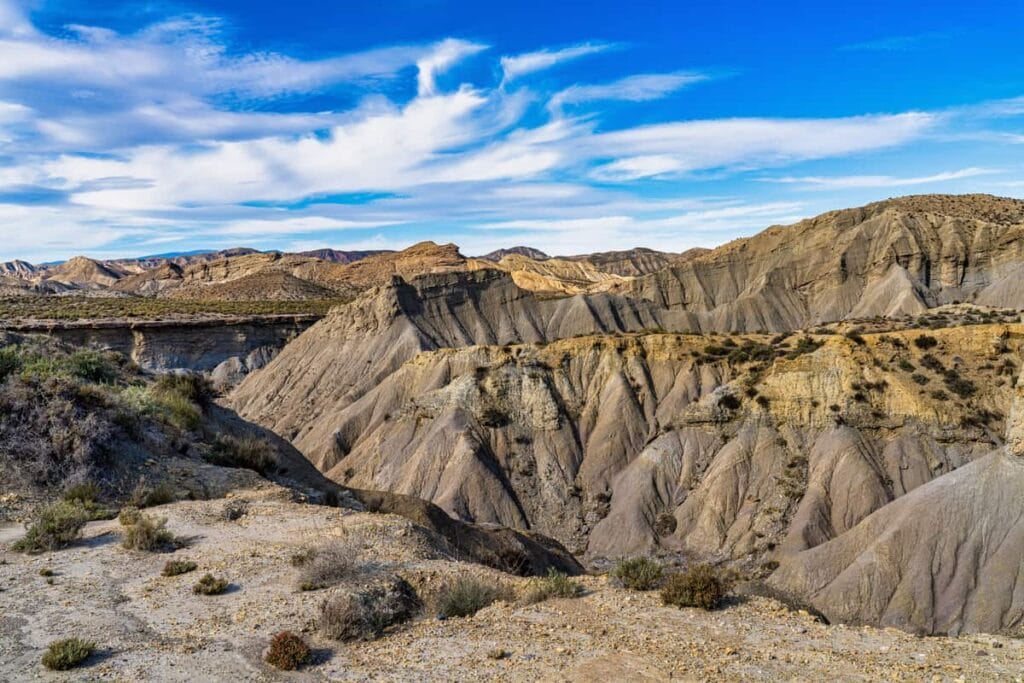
[549,72,708,112]
[500,43,609,83]
[763,167,997,189]
[587,113,935,179]
[416,38,487,96]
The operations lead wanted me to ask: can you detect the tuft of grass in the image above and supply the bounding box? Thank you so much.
[118,507,177,551]
[161,560,198,577]
[206,435,276,475]
[41,637,95,671]
[318,578,420,641]
[521,569,584,604]
[436,576,510,619]
[660,564,729,610]
[265,631,312,671]
[296,540,353,591]
[12,500,92,554]
[221,499,249,521]
[612,557,664,591]
[129,480,176,508]
[193,573,230,595]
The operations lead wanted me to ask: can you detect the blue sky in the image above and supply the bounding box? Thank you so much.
[0,0,1022,262]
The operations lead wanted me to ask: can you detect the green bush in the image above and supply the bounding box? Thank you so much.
[119,507,177,551]
[12,500,92,554]
[162,560,198,577]
[265,631,312,671]
[436,576,509,618]
[41,637,95,671]
[914,335,939,350]
[193,573,230,595]
[612,557,664,591]
[660,564,729,610]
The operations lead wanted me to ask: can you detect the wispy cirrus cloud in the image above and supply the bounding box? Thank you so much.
[0,0,1019,262]
[841,32,949,52]
[762,167,997,190]
[499,42,610,83]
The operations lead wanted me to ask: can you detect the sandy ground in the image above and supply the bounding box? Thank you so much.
[1,486,1022,682]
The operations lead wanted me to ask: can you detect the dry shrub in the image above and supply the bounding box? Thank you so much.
[318,577,419,641]
[436,576,510,618]
[119,507,177,551]
[12,500,92,554]
[297,540,354,591]
[41,638,95,670]
[521,569,584,604]
[660,564,729,610]
[207,434,276,474]
[265,631,311,670]
[162,560,197,576]
[193,573,229,595]
[612,557,664,591]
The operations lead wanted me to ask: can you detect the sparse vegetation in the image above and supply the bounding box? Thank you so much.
[318,578,420,641]
[265,631,312,671]
[193,573,230,595]
[161,560,198,576]
[521,569,584,604]
[661,564,729,610]
[297,540,354,591]
[12,500,92,553]
[41,638,95,671]
[207,434,276,474]
[612,557,664,591]
[436,576,509,618]
[0,296,337,321]
[119,507,177,551]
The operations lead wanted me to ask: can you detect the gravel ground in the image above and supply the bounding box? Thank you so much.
[1,486,1022,682]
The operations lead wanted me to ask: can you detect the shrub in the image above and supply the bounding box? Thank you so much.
[436,576,509,618]
[12,500,92,553]
[318,578,420,641]
[207,435,276,475]
[717,394,741,411]
[222,499,249,521]
[914,335,939,350]
[130,480,176,508]
[162,560,198,577]
[844,331,865,346]
[521,569,584,604]
[943,371,977,398]
[265,631,312,671]
[920,354,945,372]
[193,573,229,595]
[297,541,353,591]
[897,359,915,372]
[910,373,930,385]
[41,637,95,671]
[660,564,728,610]
[119,507,177,551]
[612,557,664,591]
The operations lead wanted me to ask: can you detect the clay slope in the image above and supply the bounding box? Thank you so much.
[566,247,676,276]
[769,451,1024,635]
[622,194,1024,331]
[233,281,1020,561]
[41,256,126,289]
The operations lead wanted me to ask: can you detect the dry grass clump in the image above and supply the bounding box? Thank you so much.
[612,557,664,591]
[12,500,92,554]
[207,434,276,475]
[296,540,354,591]
[221,499,249,521]
[41,637,95,670]
[119,507,177,551]
[264,631,312,670]
[521,569,584,604]
[161,560,198,576]
[318,578,420,641]
[660,564,729,610]
[193,573,230,595]
[435,576,510,618]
